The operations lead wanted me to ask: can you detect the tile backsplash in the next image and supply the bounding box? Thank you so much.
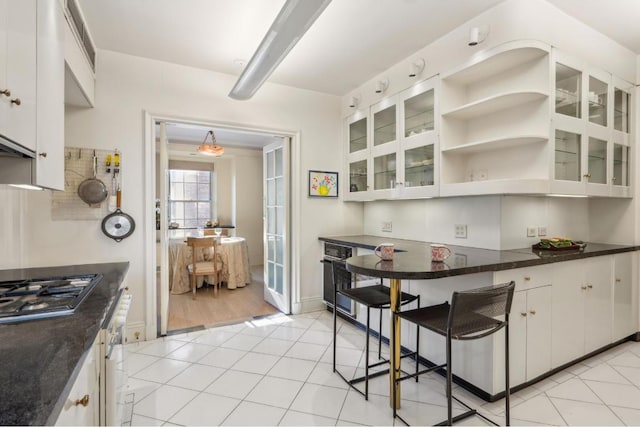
[51,147,120,220]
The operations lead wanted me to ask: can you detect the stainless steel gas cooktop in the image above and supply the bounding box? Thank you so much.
[0,274,103,323]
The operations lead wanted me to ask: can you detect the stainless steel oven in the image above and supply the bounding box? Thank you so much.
[322,243,356,317]
[100,289,131,426]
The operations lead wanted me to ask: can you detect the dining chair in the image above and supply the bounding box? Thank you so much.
[186,237,223,298]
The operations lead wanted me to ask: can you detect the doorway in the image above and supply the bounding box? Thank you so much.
[150,117,293,336]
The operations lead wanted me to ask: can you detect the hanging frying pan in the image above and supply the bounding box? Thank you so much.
[77,151,109,206]
[101,189,135,242]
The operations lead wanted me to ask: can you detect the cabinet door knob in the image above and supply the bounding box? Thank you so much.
[10,98,21,106]
[74,394,89,407]
[612,177,617,182]
[38,152,47,158]
[583,173,591,178]
[520,312,527,317]
[524,276,531,281]
[615,278,621,283]
[587,284,593,289]
[0,89,10,97]
[581,285,587,290]
[529,310,536,315]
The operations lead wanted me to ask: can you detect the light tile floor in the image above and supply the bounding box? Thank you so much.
[123,310,640,426]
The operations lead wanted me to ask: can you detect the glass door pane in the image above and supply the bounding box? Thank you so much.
[349,159,367,193]
[374,153,396,190]
[349,117,367,153]
[613,144,629,186]
[404,145,434,187]
[556,63,581,118]
[587,137,607,184]
[614,88,630,133]
[373,105,396,146]
[555,129,581,181]
[588,77,607,127]
[404,89,434,137]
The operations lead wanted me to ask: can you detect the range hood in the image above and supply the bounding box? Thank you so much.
[0,134,39,189]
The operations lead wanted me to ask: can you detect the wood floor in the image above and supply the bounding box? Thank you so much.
[167,265,280,332]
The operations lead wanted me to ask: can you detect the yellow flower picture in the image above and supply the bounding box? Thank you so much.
[309,170,338,198]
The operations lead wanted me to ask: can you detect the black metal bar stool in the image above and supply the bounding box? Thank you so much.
[392,281,515,426]
[331,260,421,400]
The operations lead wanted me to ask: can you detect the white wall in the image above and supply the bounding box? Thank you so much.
[352,0,638,250]
[13,49,363,338]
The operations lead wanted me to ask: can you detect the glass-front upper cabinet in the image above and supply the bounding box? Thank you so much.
[613,144,630,186]
[610,76,632,197]
[373,100,397,147]
[556,62,582,119]
[398,78,439,198]
[588,76,607,127]
[345,110,371,201]
[555,129,581,182]
[614,87,631,133]
[587,137,607,184]
[349,116,367,154]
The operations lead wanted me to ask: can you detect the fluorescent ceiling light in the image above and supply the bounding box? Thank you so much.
[228,0,332,100]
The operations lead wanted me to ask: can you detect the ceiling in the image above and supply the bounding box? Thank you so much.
[82,0,638,148]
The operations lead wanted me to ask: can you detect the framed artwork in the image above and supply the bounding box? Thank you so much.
[308,170,338,198]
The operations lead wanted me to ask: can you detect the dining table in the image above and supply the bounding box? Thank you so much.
[169,236,251,294]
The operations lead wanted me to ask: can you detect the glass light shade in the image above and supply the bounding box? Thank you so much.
[198,144,224,156]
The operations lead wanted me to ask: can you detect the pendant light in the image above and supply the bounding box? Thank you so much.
[198,130,224,156]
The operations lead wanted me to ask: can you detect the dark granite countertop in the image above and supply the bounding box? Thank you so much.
[318,235,638,280]
[0,262,130,426]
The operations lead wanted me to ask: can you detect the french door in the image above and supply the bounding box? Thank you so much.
[263,139,290,313]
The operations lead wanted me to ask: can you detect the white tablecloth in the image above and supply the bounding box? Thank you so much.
[169,236,251,294]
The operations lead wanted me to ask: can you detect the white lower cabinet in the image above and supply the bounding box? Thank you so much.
[509,286,552,386]
[551,257,612,368]
[55,335,100,426]
[613,252,635,341]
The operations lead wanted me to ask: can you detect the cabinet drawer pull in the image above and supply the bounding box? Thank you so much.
[523,276,531,281]
[38,152,47,158]
[529,310,536,315]
[520,312,527,317]
[583,173,591,178]
[74,395,89,407]
[0,89,10,97]
[10,98,21,106]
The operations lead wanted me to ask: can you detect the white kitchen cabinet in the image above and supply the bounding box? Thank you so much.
[551,257,612,367]
[345,110,371,201]
[55,335,100,426]
[613,252,635,341]
[440,40,551,197]
[344,77,438,201]
[35,0,65,190]
[493,266,552,388]
[0,0,37,152]
[552,52,632,198]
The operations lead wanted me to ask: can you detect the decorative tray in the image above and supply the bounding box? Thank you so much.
[532,240,587,251]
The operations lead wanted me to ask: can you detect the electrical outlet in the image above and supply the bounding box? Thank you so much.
[381,221,392,232]
[454,224,467,238]
[526,226,537,237]
[538,226,547,237]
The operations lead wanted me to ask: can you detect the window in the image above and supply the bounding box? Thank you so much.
[168,169,212,228]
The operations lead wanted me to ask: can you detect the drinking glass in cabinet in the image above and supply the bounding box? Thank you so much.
[556,63,581,118]
[374,105,396,146]
[588,76,607,127]
[349,159,367,192]
[374,153,396,190]
[349,117,367,153]
[404,89,434,137]
[404,145,434,187]
[587,137,607,184]
[555,129,581,181]
[614,88,630,133]
[613,144,629,186]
